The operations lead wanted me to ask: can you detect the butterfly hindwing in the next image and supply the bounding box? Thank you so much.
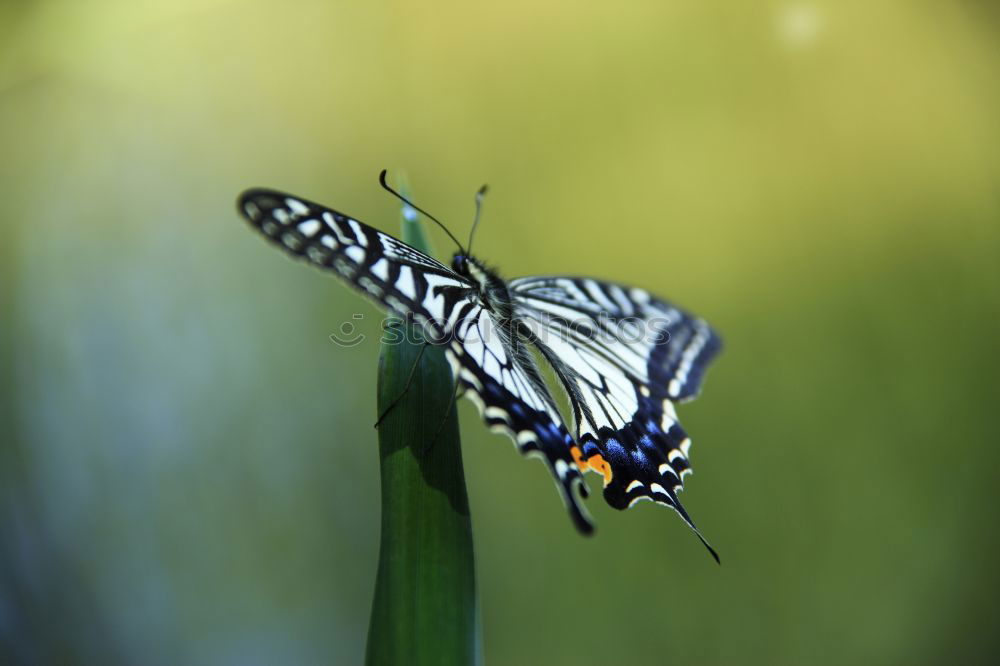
[444,306,593,532]
[510,276,721,557]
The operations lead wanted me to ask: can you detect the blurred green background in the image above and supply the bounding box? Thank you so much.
[2,1,998,664]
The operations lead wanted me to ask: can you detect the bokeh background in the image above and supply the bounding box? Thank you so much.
[2,1,998,664]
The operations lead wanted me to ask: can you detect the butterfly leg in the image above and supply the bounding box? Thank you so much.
[373,340,430,429]
[422,384,465,454]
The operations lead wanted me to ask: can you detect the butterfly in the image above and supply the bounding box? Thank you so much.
[237,172,722,560]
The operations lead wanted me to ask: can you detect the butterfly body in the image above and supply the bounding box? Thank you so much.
[238,185,722,559]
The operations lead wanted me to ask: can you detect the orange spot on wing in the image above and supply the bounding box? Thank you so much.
[589,455,613,486]
[571,446,613,487]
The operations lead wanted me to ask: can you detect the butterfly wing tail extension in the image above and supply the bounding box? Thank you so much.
[662,491,721,565]
[580,410,721,560]
[592,426,719,561]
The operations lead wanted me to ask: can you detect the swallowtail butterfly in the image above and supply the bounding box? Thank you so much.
[238,176,722,560]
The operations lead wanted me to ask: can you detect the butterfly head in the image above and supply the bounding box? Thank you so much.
[451,253,470,276]
[452,253,493,286]
[452,253,505,299]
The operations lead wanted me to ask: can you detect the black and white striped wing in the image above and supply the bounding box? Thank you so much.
[238,189,592,531]
[238,188,474,342]
[441,305,593,533]
[510,276,721,556]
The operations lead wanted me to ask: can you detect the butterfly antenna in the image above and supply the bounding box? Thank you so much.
[466,183,489,258]
[379,170,465,253]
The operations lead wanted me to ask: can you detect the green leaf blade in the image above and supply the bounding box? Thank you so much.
[366,183,481,666]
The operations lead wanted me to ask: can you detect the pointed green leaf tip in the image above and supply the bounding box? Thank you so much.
[365,175,482,666]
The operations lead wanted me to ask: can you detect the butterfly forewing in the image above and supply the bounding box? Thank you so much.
[511,277,720,401]
[239,189,474,343]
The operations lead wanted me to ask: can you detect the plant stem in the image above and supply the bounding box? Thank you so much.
[365,187,481,666]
